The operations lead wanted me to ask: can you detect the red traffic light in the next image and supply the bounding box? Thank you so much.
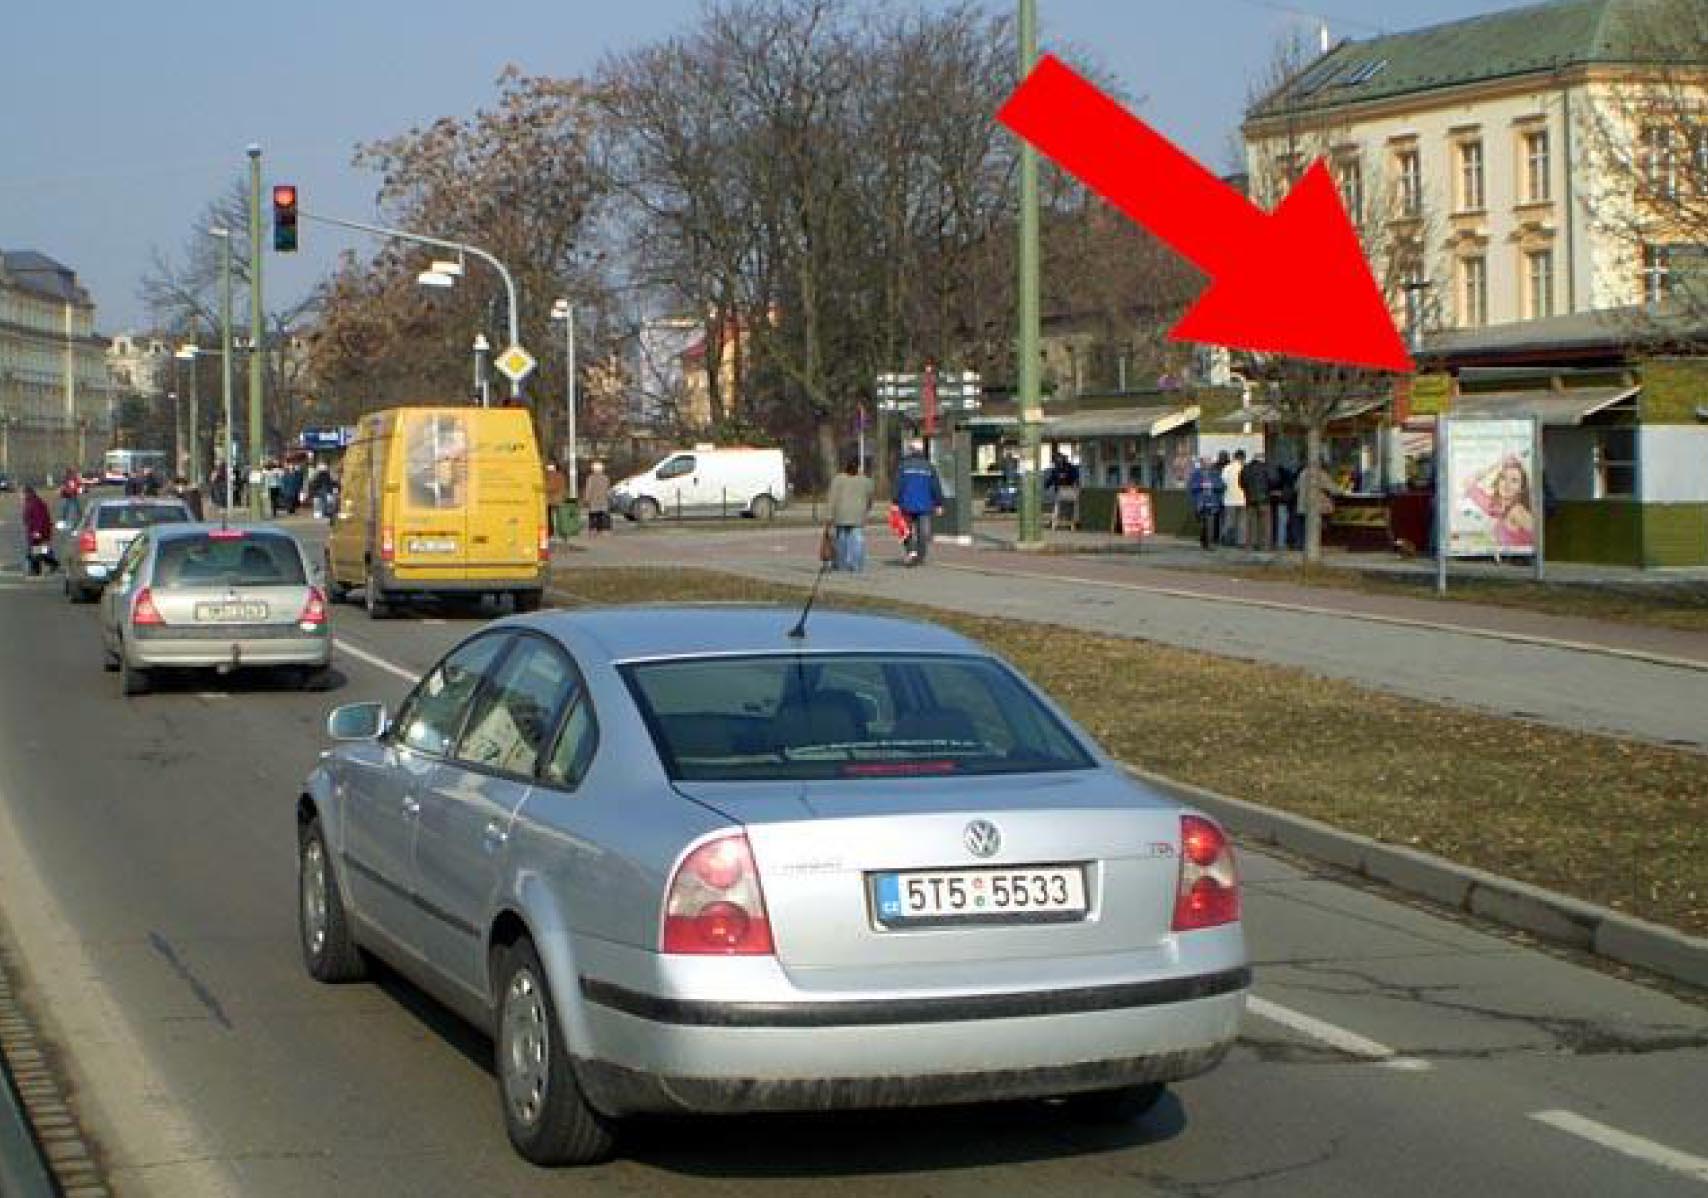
[272,183,299,252]
[272,184,297,209]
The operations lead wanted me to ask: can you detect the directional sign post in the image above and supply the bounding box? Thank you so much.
[494,344,537,386]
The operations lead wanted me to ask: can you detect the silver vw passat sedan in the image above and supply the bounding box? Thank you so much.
[64,496,193,603]
[298,607,1247,1166]
[100,525,332,694]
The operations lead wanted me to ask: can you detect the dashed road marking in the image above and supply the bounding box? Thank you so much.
[1531,1109,1708,1184]
[1247,995,1432,1071]
[334,639,418,683]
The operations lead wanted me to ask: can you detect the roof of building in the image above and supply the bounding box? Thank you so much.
[1,249,90,305]
[1249,0,1674,122]
[1425,304,1708,360]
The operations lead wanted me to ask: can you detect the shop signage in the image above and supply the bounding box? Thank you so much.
[1114,488,1154,539]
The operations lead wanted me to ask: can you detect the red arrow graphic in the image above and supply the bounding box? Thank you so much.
[999,54,1413,374]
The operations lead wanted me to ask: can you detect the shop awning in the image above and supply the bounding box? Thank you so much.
[1450,386,1639,426]
[1041,405,1199,439]
[1215,396,1388,426]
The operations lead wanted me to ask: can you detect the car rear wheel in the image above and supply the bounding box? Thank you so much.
[294,665,334,692]
[299,816,368,983]
[749,493,776,520]
[325,553,350,603]
[364,568,391,620]
[513,590,543,614]
[1059,1082,1167,1125]
[494,937,616,1166]
[630,497,660,523]
[119,652,151,696]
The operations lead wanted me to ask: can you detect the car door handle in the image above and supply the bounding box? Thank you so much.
[483,819,508,852]
[401,794,421,817]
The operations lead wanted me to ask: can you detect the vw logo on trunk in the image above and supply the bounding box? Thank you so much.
[964,820,1002,859]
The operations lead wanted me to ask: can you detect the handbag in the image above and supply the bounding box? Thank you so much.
[818,525,836,563]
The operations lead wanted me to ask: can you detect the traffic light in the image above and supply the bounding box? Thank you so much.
[272,184,299,252]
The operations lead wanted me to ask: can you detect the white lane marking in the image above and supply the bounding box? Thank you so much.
[334,639,418,683]
[195,692,232,701]
[1531,1109,1708,1184]
[422,618,447,626]
[1246,996,1432,1071]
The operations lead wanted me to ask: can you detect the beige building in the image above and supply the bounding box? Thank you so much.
[107,332,171,398]
[0,251,113,481]
[1243,0,1704,336]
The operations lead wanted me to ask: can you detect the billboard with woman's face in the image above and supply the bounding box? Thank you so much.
[404,413,469,510]
[1444,418,1537,557]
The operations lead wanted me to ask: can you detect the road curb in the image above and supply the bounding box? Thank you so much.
[0,952,65,1198]
[1123,764,1708,992]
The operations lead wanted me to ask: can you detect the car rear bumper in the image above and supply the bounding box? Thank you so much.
[574,967,1248,1115]
[375,563,545,593]
[66,557,119,586]
[128,626,330,669]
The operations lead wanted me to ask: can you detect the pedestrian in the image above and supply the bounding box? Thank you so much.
[57,469,83,526]
[171,476,205,522]
[1295,457,1340,548]
[545,462,568,540]
[1269,458,1294,550]
[581,461,612,535]
[1221,450,1247,547]
[265,462,283,517]
[892,439,944,566]
[21,486,59,576]
[825,456,875,573]
[1240,450,1270,550]
[1188,455,1225,550]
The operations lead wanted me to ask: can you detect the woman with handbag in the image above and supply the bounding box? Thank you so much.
[825,457,874,572]
[22,486,60,576]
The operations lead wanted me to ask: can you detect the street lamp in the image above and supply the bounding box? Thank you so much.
[473,333,491,408]
[174,344,201,480]
[208,228,237,512]
[550,298,578,499]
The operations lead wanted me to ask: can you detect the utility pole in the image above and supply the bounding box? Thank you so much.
[1016,0,1044,547]
[247,145,266,519]
[212,229,236,513]
[551,298,578,500]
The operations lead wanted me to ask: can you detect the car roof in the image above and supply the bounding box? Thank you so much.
[512,605,987,665]
[146,523,301,543]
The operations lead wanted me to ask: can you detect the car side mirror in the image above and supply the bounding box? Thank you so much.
[327,702,388,741]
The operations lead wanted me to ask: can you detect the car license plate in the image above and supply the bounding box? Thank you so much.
[194,601,268,622]
[87,564,108,578]
[407,537,458,553]
[872,866,1087,926]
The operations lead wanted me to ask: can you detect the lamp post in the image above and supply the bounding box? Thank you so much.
[247,144,266,521]
[209,228,237,513]
[473,333,491,408]
[1015,0,1043,548]
[174,345,203,486]
[550,298,578,500]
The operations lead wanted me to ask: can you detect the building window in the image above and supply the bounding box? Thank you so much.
[1335,157,1364,221]
[1595,427,1637,498]
[1524,130,1551,202]
[1641,126,1677,198]
[1693,126,1708,196]
[1643,245,1672,303]
[1394,148,1422,217]
[1458,140,1485,211]
[1525,249,1555,319]
[1460,256,1487,327]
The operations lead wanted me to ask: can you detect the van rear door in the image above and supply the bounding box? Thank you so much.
[394,411,470,581]
[466,412,542,580]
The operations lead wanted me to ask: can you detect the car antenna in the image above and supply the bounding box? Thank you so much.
[787,558,833,640]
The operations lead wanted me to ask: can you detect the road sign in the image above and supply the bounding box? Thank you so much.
[495,344,537,383]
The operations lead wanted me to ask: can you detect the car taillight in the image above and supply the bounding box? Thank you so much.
[380,527,395,562]
[662,833,774,955]
[1172,814,1240,932]
[78,530,97,555]
[538,525,551,562]
[299,586,328,628]
[132,587,165,627]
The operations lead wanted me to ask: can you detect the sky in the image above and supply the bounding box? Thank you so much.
[1,0,1528,335]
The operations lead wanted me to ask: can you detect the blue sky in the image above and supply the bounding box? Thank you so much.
[1,0,1522,332]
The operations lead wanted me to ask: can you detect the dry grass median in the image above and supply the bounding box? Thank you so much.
[551,567,1708,938]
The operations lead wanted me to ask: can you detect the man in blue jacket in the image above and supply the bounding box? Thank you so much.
[893,439,944,566]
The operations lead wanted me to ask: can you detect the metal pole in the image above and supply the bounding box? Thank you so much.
[219,232,236,514]
[301,209,522,395]
[566,302,579,502]
[188,353,200,486]
[1435,418,1449,595]
[247,146,266,519]
[1532,416,1546,583]
[1016,0,1043,547]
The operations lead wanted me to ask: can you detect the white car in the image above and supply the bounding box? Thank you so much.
[612,445,787,521]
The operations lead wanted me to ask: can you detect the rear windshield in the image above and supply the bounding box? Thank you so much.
[96,504,189,530]
[622,653,1095,782]
[153,534,306,587]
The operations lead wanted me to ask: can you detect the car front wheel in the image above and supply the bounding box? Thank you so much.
[494,937,616,1166]
[298,816,368,983]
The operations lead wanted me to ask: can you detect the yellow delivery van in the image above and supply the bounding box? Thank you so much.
[325,407,549,618]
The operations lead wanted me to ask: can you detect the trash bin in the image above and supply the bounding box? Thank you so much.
[557,500,583,538]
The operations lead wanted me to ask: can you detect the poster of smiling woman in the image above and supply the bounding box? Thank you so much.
[1443,418,1539,559]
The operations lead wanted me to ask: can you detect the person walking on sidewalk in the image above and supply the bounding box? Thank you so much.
[1269,458,1294,550]
[57,469,83,526]
[826,456,875,572]
[893,439,944,566]
[1220,450,1247,547]
[1240,450,1270,550]
[1189,455,1224,550]
[21,486,59,576]
[582,461,612,536]
[545,462,568,540]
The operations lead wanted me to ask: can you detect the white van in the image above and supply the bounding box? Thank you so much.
[611,445,788,521]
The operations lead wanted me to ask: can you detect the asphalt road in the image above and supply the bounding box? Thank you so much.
[0,523,1706,1194]
[581,525,1708,753]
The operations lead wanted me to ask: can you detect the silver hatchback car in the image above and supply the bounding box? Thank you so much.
[298,607,1247,1166]
[64,497,194,603]
[100,525,332,695]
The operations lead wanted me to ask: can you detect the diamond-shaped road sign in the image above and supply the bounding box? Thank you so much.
[494,344,537,384]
